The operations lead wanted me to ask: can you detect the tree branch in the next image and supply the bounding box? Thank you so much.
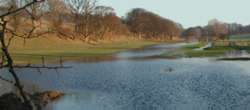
[12,65,72,69]
[0,0,44,18]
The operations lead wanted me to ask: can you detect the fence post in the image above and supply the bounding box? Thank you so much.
[60,56,63,67]
[0,55,3,67]
[42,56,45,67]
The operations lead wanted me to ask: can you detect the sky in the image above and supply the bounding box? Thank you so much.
[99,0,250,28]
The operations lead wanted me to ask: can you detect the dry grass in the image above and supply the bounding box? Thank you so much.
[5,36,160,64]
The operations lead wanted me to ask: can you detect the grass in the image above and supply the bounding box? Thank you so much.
[3,37,161,64]
[161,43,237,57]
[184,46,235,57]
[161,43,204,57]
[229,34,250,41]
[182,43,204,50]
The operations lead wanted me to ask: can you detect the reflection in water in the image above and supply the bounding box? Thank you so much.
[225,50,249,57]
[115,43,188,59]
[65,56,118,63]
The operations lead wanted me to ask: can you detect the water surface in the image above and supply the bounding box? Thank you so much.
[4,43,250,110]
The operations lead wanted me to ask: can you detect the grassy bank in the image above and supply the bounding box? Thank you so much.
[4,37,162,64]
[229,34,250,41]
[184,46,235,57]
[162,43,236,57]
[177,34,250,57]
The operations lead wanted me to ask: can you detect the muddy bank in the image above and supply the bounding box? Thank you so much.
[0,91,63,110]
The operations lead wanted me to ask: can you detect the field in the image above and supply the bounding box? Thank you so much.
[3,37,161,64]
[5,34,250,63]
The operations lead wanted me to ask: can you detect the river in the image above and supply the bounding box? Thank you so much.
[2,43,250,110]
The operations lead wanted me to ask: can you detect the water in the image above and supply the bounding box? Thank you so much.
[3,43,250,110]
[115,43,188,59]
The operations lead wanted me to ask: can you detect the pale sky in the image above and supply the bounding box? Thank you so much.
[99,0,250,28]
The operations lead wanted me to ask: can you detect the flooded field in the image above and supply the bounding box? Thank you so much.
[2,43,250,110]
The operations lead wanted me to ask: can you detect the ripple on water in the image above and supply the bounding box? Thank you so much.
[10,58,250,110]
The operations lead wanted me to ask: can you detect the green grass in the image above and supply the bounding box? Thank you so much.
[182,43,204,50]
[162,43,237,57]
[229,34,250,41]
[161,43,204,57]
[184,46,235,57]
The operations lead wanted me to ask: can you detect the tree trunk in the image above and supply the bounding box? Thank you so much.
[0,22,33,110]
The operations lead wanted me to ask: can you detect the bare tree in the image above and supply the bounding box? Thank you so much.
[124,8,182,40]
[92,6,114,40]
[0,1,45,109]
[0,0,71,109]
[94,6,114,16]
[182,27,203,41]
[47,0,74,39]
[65,0,97,41]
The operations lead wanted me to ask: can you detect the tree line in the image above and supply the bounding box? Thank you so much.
[123,8,182,40]
[182,19,250,41]
[4,0,250,43]
[5,0,183,43]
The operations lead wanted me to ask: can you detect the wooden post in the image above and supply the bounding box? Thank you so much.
[42,56,45,67]
[60,56,63,67]
[0,55,3,67]
[0,21,3,67]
